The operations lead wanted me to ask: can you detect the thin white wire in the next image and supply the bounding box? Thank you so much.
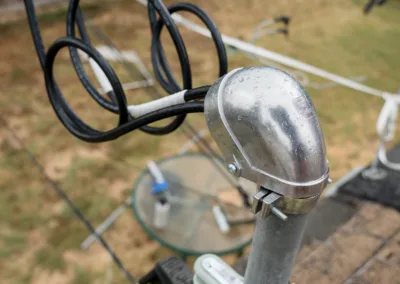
[247,51,367,90]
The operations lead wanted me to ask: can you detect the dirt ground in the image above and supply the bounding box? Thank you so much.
[0,0,400,283]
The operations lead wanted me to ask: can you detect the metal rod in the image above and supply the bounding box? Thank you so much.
[271,207,288,221]
[81,197,132,249]
[244,213,310,284]
[159,9,396,99]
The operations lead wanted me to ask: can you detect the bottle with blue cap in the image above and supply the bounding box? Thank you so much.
[147,161,170,229]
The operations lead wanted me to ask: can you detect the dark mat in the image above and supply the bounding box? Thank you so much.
[339,144,400,211]
[302,194,360,244]
[232,194,360,276]
[233,145,400,275]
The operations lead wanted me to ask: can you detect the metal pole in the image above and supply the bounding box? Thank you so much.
[81,197,133,249]
[244,213,309,284]
[204,66,330,284]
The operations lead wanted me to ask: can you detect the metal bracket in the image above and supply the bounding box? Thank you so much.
[251,186,322,220]
[251,188,287,220]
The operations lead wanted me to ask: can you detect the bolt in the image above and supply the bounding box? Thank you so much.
[328,178,333,184]
[271,207,288,221]
[227,163,239,175]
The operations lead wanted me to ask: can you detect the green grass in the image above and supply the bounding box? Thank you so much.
[36,3,102,25]
[69,265,94,284]
[35,247,66,271]
[0,234,27,258]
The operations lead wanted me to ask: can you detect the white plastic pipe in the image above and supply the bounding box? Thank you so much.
[212,205,230,233]
[147,160,165,184]
[135,0,397,100]
[89,58,113,94]
[170,13,397,99]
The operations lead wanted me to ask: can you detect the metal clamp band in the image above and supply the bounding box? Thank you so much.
[252,187,320,219]
[277,194,321,215]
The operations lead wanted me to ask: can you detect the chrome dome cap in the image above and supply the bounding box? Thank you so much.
[205,66,329,198]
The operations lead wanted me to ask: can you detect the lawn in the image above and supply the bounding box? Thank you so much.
[0,0,399,283]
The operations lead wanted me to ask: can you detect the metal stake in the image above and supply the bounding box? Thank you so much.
[244,213,309,284]
[204,66,329,284]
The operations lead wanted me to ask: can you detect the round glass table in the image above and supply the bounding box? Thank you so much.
[132,153,255,257]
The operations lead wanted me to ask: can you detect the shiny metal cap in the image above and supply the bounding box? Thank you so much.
[205,67,329,198]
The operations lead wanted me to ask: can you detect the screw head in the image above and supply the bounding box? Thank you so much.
[227,163,239,175]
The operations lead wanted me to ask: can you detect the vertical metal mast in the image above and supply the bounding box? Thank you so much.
[204,66,330,284]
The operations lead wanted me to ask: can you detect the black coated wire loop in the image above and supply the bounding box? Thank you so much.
[22,0,231,282]
[149,1,228,94]
[24,0,227,142]
[44,37,129,140]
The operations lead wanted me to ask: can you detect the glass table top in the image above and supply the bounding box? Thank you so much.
[132,153,255,256]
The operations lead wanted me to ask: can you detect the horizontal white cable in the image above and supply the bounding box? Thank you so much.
[128,90,186,117]
[168,13,397,100]
[308,76,366,90]
[135,0,396,98]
